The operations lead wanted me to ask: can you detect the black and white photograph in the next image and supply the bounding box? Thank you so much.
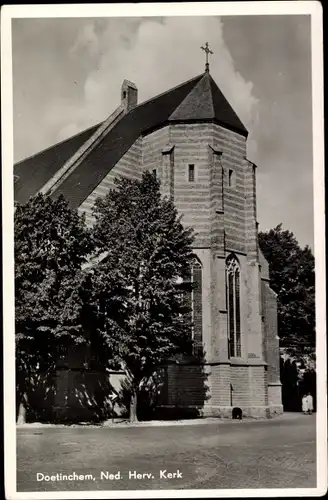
[1,2,326,498]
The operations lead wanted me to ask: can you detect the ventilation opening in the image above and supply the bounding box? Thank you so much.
[232,407,243,420]
[188,164,195,182]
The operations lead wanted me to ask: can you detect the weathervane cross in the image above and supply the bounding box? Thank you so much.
[201,42,213,72]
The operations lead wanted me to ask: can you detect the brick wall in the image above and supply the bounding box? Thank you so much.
[71,117,280,420]
[213,124,247,254]
[194,248,213,361]
[78,138,142,226]
[248,365,268,406]
[162,360,274,418]
[261,280,281,384]
[142,126,170,175]
[210,363,231,406]
[244,160,258,262]
[192,261,203,351]
[210,255,229,361]
[166,363,210,407]
[170,123,213,248]
[209,148,225,254]
[245,262,263,359]
[230,365,250,406]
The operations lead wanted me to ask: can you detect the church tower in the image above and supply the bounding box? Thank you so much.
[14,46,283,420]
[138,47,282,418]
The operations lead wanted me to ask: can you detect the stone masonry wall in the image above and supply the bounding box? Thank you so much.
[212,124,247,254]
[210,363,231,407]
[142,126,170,178]
[163,361,270,418]
[78,138,142,226]
[261,280,282,411]
[244,159,263,360]
[166,363,210,408]
[169,123,213,248]
[261,280,280,383]
[71,118,278,420]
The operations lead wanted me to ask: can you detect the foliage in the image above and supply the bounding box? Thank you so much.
[259,224,315,358]
[90,171,194,420]
[117,370,166,421]
[280,353,316,412]
[15,194,93,416]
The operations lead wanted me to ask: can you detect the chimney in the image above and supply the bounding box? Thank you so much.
[121,80,138,112]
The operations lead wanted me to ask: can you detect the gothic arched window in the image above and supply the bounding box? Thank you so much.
[226,255,241,358]
[192,260,203,356]
[183,259,203,357]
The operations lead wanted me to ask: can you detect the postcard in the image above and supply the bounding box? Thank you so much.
[1,2,326,499]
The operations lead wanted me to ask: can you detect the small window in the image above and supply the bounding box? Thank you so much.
[228,169,236,188]
[188,164,195,182]
[122,90,127,99]
[152,168,157,177]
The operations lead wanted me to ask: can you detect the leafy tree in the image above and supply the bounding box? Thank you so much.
[15,194,93,422]
[259,224,315,358]
[91,171,194,422]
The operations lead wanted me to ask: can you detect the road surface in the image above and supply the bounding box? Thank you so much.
[16,413,316,492]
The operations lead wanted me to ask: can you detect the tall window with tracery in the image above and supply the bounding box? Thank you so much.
[183,259,203,357]
[192,260,203,356]
[226,255,241,357]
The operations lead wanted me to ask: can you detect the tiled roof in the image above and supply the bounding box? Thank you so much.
[14,71,248,208]
[14,124,99,205]
[169,72,248,135]
[49,74,205,208]
[169,72,214,121]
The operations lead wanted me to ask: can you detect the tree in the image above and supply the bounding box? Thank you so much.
[91,171,194,422]
[258,224,315,358]
[15,194,93,422]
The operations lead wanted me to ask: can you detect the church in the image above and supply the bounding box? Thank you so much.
[14,48,283,419]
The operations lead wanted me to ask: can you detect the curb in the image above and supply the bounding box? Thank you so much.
[15,414,297,430]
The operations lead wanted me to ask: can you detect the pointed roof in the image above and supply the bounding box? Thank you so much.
[169,71,247,135]
[169,72,215,121]
[14,72,248,207]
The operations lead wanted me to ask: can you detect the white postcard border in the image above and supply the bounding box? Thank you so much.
[1,2,326,499]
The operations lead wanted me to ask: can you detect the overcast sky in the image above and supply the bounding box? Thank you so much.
[12,15,313,249]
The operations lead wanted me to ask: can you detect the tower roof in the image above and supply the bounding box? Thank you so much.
[14,72,248,207]
[168,71,247,135]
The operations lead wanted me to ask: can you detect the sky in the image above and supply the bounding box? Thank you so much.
[11,15,314,249]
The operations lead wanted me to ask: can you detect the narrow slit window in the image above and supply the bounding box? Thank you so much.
[228,169,236,188]
[152,168,157,177]
[188,164,195,182]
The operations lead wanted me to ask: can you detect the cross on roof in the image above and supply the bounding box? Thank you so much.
[201,42,213,73]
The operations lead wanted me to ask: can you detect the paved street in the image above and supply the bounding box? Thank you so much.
[17,413,316,492]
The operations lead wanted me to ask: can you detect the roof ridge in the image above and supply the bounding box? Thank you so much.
[209,74,248,134]
[14,121,102,167]
[39,105,125,197]
[14,74,204,167]
[207,73,215,117]
[129,73,204,112]
[168,72,216,122]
